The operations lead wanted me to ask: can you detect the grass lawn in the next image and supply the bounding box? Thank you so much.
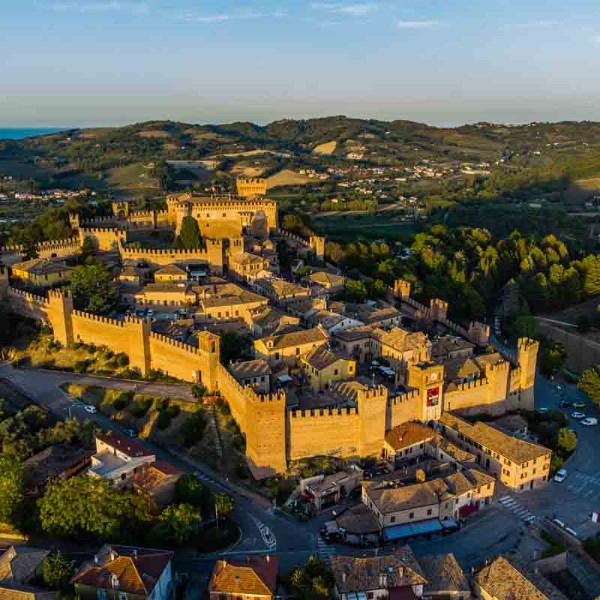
[312,212,416,242]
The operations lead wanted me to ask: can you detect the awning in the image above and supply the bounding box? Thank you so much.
[383,518,458,541]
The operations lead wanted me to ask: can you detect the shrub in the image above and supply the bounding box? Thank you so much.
[132,396,152,418]
[155,398,169,412]
[73,360,91,374]
[116,353,129,367]
[166,405,180,419]
[113,391,133,411]
[181,411,206,448]
[156,411,172,430]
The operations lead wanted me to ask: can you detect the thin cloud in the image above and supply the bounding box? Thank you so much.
[175,8,286,24]
[397,19,443,29]
[499,20,558,31]
[311,3,380,17]
[35,0,149,13]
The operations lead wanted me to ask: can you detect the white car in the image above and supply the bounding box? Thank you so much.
[554,468,567,483]
[581,417,598,426]
[83,405,97,414]
[571,412,586,419]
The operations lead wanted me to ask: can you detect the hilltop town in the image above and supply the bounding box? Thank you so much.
[0,175,599,599]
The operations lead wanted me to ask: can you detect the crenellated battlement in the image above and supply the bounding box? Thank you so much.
[290,406,359,418]
[149,332,204,355]
[246,388,286,404]
[453,377,489,392]
[80,225,123,234]
[80,216,119,226]
[7,286,49,305]
[389,389,420,405]
[72,310,126,327]
[121,244,213,257]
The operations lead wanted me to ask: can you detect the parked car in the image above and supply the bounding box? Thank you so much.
[83,405,97,414]
[574,401,587,409]
[553,468,568,483]
[581,418,598,426]
[571,412,586,419]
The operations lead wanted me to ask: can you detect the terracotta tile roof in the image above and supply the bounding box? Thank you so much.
[209,556,278,596]
[229,359,271,379]
[335,504,381,535]
[308,271,345,288]
[379,328,429,353]
[334,326,376,342]
[330,547,427,594]
[428,435,475,463]
[418,553,469,595]
[385,422,436,452]
[259,326,329,351]
[360,306,401,324]
[302,345,342,371]
[473,556,568,600]
[154,264,187,276]
[439,413,551,465]
[71,545,173,597]
[431,336,475,360]
[96,432,154,458]
[442,356,482,382]
[0,583,56,600]
[12,259,71,277]
[0,547,50,583]
[364,468,493,515]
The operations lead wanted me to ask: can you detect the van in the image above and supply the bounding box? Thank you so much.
[552,518,565,529]
[566,527,578,537]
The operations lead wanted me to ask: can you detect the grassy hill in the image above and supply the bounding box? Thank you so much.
[4,117,600,197]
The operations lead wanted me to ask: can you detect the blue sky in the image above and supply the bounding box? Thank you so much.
[2,0,600,127]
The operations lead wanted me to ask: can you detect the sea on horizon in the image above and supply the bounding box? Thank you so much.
[0,127,70,140]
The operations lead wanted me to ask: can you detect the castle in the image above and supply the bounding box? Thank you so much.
[0,180,540,478]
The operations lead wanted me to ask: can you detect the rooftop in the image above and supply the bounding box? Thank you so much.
[439,413,551,465]
[96,432,155,459]
[330,547,427,594]
[473,556,567,600]
[302,345,345,371]
[385,422,436,452]
[209,556,278,596]
[71,545,173,596]
[378,327,429,353]
[258,326,329,352]
[229,359,271,379]
[0,547,50,584]
[418,553,469,596]
[11,259,71,276]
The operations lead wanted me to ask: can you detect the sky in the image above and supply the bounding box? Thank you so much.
[2,0,600,127]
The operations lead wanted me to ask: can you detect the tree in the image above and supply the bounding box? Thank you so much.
[174,216,202,250]
[69,263,117,314]
[39,476,132,539]
[155,503,202,544]
[42,551,74,590]
[176,473,212,515]
[219,331,253,365]
[214,493,235,521]
[557,428,577,454]
[539,341,566,378]
[344,279,367,303]
[579,365,600,407]
[0,455,24,525]
[81,236,96,259]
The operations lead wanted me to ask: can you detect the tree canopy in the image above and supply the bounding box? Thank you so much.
[174,216,202,250]
[69,262,117,315]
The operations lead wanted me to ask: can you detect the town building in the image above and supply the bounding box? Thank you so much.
[418,553,471,599]
[229,359,272,393]
[71,545,174,600]
[472,556,567,600]
[254,326,329,366]
[438,413,551,492]
[330,547,428,599]
[300,345,356,392]
[153,264,188,283]
[0,545,56,600]
[11,258,72,288]
[208,555,278,600]
[362,468,495,538]
[300,467,363,511]
[88,433,156,486]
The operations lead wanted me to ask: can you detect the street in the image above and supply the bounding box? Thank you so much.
[2,354,600,574]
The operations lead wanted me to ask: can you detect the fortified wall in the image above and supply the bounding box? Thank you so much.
[0,237,81,266]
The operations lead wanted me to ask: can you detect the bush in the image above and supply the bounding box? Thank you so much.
[113,391,133,411]
[116,353,129,368]
[155,398,169,412]
[74,360,91,374]
[181,411,206,448]
[132,396,152,418]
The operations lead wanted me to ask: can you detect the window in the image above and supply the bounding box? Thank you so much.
[390,516,396,523]
[296,347,301,355]
[427,509,432,516]
[119,593,128,600]
[409,512,414,519]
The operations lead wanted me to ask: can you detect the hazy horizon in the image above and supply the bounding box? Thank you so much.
[3,0,600,127]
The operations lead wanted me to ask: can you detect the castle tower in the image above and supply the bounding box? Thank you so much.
[245,390,287,476]
[197,331,221,391]
[69,213,80,231]
[407,362,444,422]
[357,385,388,458]
[429,299,449,322]
[205,239,225,275]
[112,201,130,219]
[517,337,539,409]
[468,321,491,347]
[484,360,511,409]
[236,178,268,198]
[124,316,151,376]
[46,290,74,347]
[393,279,412,300]
[309,235,326,261]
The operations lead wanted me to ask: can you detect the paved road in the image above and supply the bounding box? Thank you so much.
[0,362,317,573]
